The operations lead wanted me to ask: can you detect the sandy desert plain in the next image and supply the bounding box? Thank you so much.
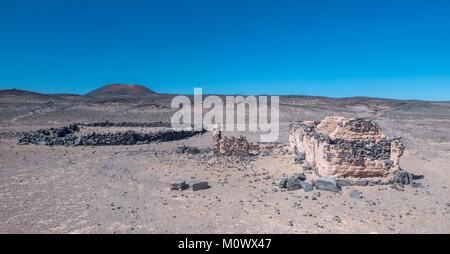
[1,86,450,234]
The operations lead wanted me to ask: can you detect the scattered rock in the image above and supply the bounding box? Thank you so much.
[394,169,413,185]
[176,145,200,154]
[190,180,210,191]
[73,137,82,146]
[170,179,189,190]
[314,176,340,193]
[356,179,369,186]
[278,177,289,189]
[259,150,272,157]
[333,216,342,223]
[412,174,425,180]
[337,178,352,186]
[293,172,307,181]
[287,177,303,191]
[391,183,405,191]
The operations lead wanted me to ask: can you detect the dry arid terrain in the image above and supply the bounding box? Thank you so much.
[1,88,450,233]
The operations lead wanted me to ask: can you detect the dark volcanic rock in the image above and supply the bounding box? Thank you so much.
[278,177,289,189]
[394,169,413,185]
[315,176,340,192]
[293,172,307,181]
[287,177,303,191]
[356,179,369,186]
[190,180,210,191]
[18,122,206,146]
[336,178,353,186]
[176,145,200,154]
[300,181,314,192]
[171,179,189,190]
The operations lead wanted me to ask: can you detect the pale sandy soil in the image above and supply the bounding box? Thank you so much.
[1,91,450,233]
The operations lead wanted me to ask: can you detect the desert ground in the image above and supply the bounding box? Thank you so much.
[1,89,450,233]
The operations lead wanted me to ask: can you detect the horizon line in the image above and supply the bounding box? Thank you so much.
[1,87,449,103]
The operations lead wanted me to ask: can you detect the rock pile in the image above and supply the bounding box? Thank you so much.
[289,117,405,179]
[276,173,340,193]
[170,179,209,191]
[18,122,206,146]
[274,169,423,193]
[212,128,254,156]
[394,169,423,187]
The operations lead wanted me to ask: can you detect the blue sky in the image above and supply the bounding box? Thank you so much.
[1,0,449,100]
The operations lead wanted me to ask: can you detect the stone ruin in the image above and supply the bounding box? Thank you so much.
[18,121,206,146]
[212,128,254,156]
[289,116,405,179]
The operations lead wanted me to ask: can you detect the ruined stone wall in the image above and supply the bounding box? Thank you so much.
[212,128,253,156]
[289,117,404,179]
[18,122,206,146]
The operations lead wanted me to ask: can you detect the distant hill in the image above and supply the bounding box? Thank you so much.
[85,84,155,96]
[0,88,44,96]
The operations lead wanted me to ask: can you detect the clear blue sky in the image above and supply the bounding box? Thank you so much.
[1,0,450,100]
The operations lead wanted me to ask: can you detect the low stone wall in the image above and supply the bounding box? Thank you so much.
[18,122,205,146]
[80,121,172,128]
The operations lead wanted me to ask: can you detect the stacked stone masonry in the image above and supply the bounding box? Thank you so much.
[289,117,404,178]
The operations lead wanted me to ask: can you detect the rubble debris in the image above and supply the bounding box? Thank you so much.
[394,169,413,185]
[289,117,405,178]
[356,179,369,186]
[349,190,363,199]
[337,179,352,187]
[176,145,200,154]
[412,174,425,180]
[259,150,273,157]
[278,176,289,189]
[276,173,314,192]
[293,172,307,181]
[18,122,206,146]
[212,127,253,156]
[314,176,341,193]
[170,179,189,190]
[286,176,303,191]
[189,180,210,191]
[336,178,393,187]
